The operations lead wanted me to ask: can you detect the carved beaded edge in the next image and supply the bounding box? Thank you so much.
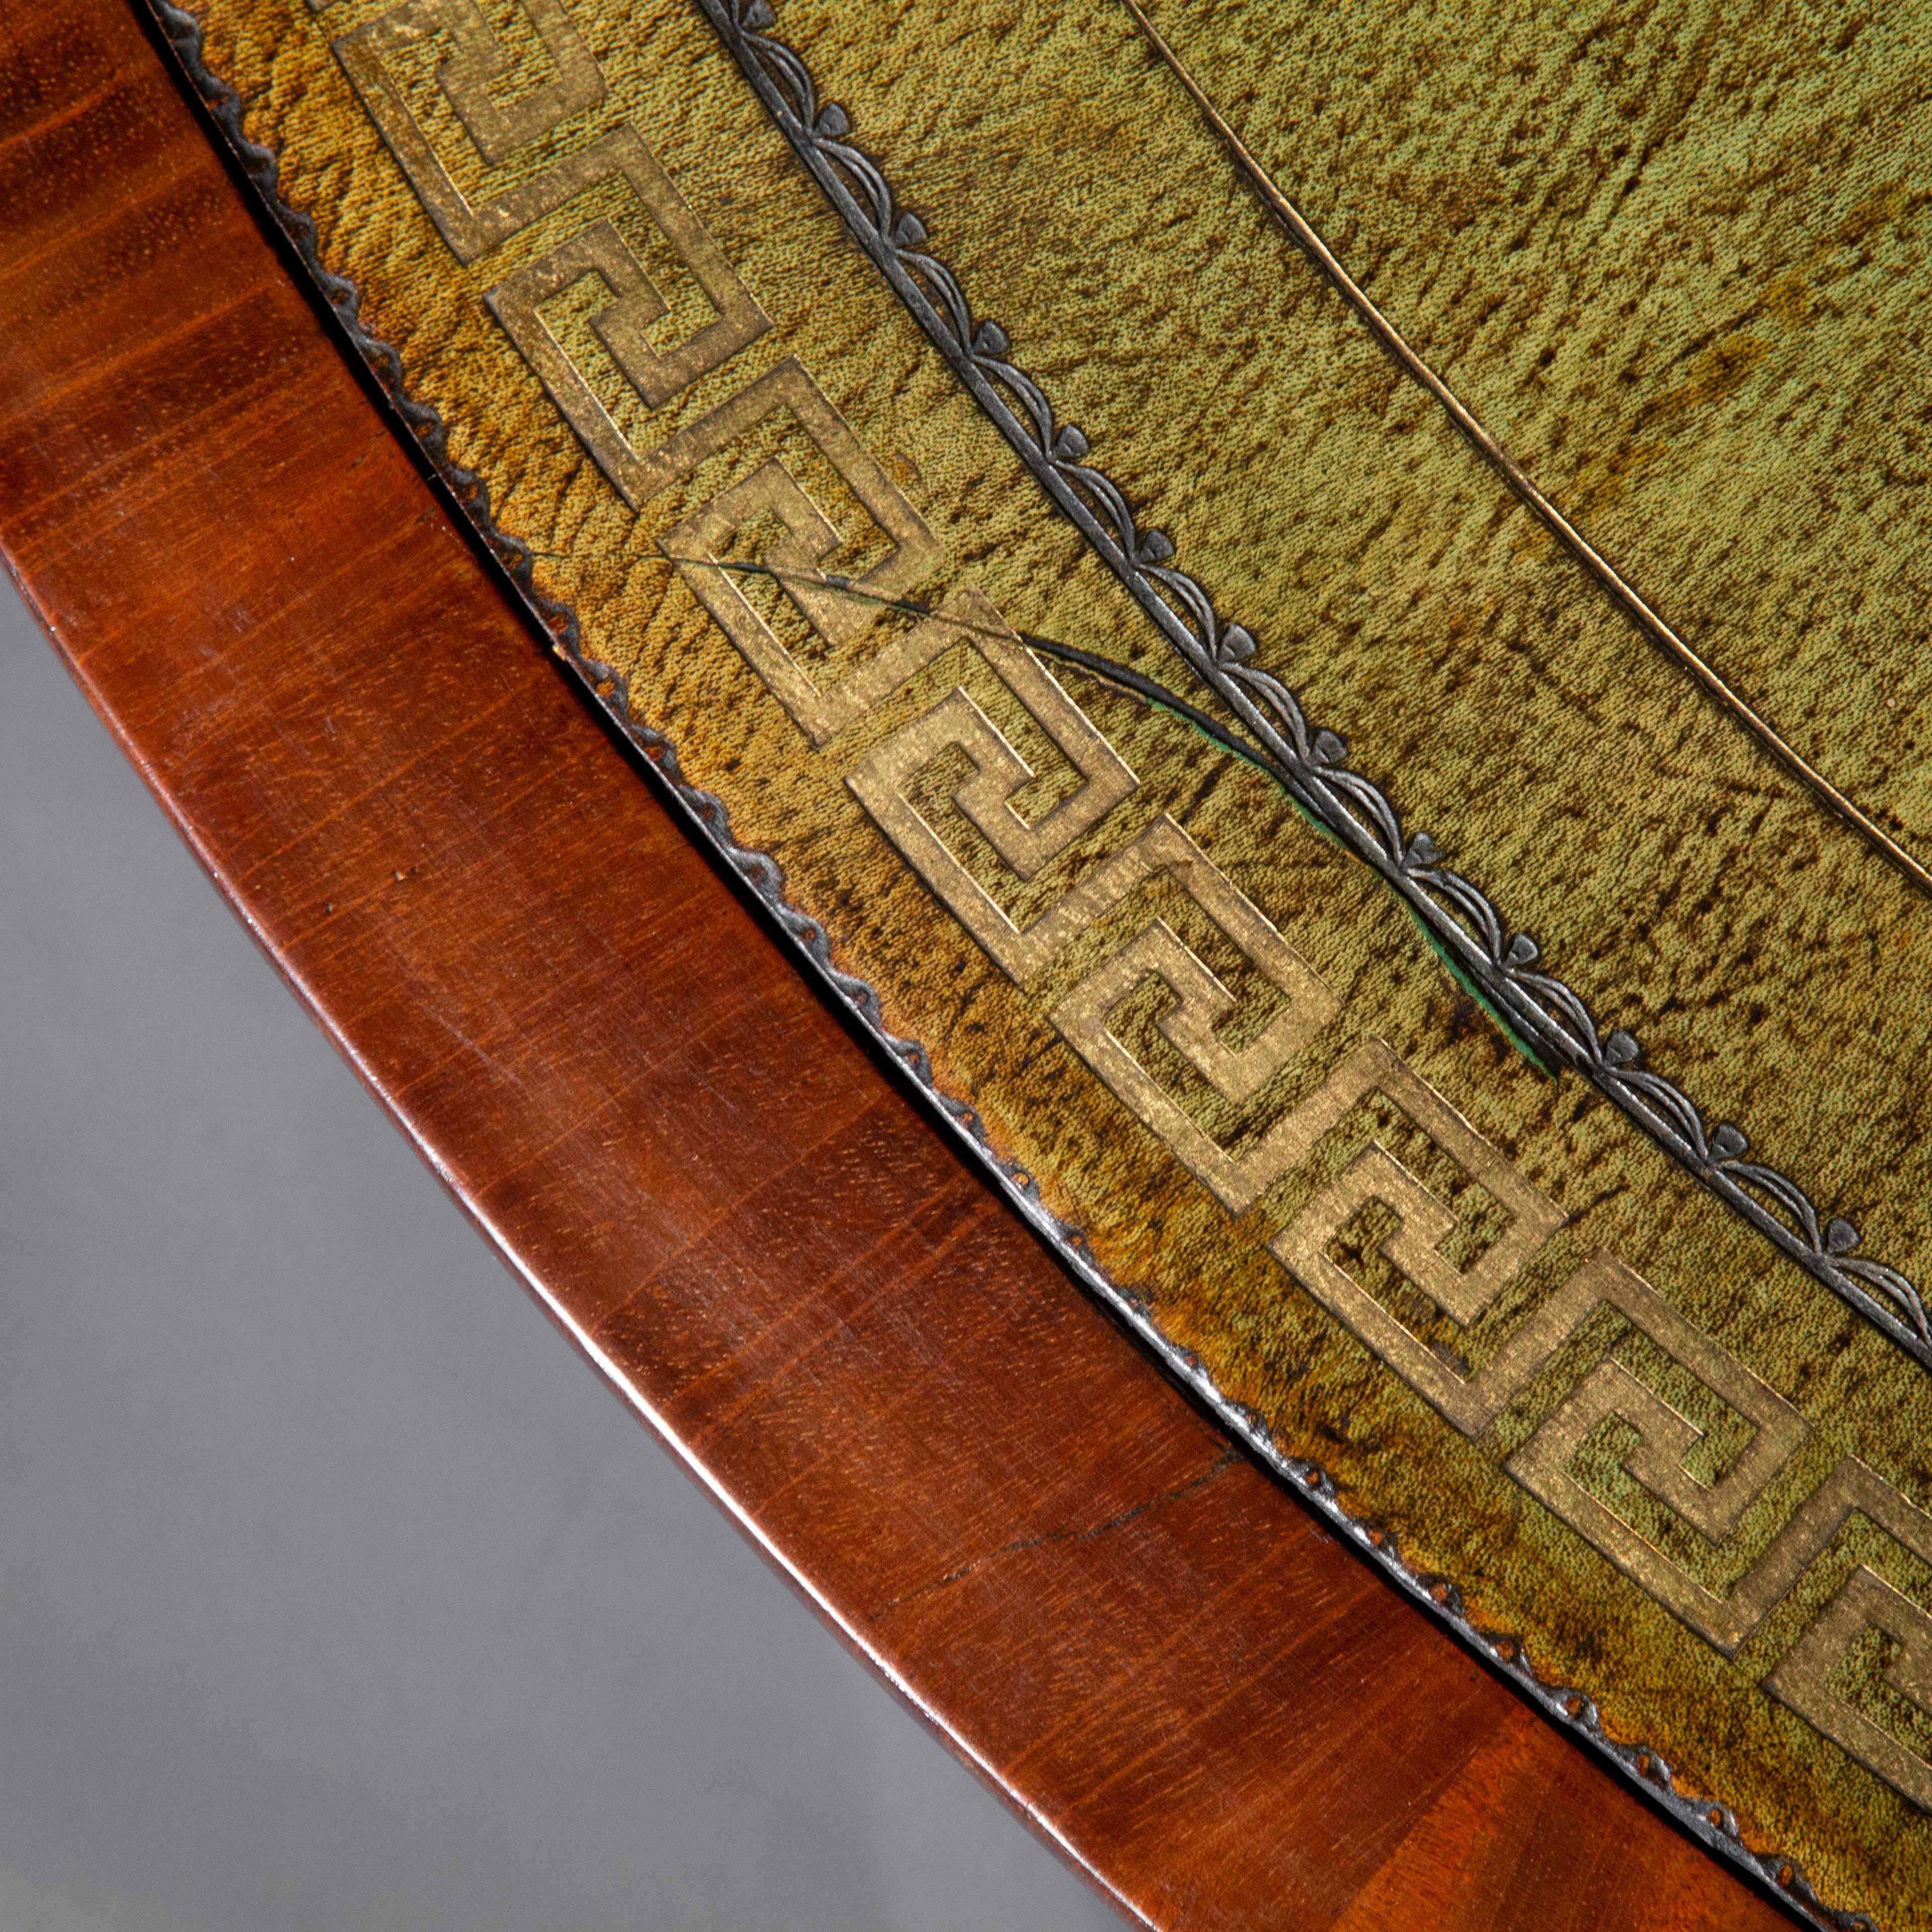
[692,0,1932,1376]
[143,5,1880,1926]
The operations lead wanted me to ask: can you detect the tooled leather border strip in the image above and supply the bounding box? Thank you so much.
[142,4,1876,1925]
[691,0,1932,1377]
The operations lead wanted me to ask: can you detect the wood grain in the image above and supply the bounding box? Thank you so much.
[0,4,1797,1926]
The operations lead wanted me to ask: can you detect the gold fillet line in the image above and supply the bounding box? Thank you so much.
[1117,0,1932,904]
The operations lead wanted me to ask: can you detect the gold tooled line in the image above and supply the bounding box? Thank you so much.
[1118,0,1932,902]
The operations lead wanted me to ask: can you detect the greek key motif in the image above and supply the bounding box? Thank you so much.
[664,474,957,744]
[1050,898,1341,1214]
[484,127,770,462]
[660,363,943,735]
[1500,1254,1808,1641]
[1264,1043,1562,1383]
[1768,1553,1932,1809]
[845,609,1137,887]
[333,0,605,255]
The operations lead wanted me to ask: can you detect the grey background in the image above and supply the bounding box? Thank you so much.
[0,577,1126,1932]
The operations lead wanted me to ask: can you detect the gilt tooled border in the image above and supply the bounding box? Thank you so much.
[690,0,1932,1376]
[145,5,1876,1927]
